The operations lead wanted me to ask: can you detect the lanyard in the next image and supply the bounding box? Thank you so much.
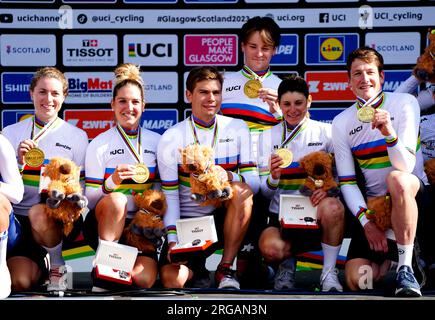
[116,123,142,164]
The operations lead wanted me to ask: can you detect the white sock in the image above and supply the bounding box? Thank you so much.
[397,243,413,272]
[0,231,7,268]
[43,241,64,267]
[321,242,341,274]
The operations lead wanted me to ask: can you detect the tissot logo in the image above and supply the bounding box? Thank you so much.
[349,126,363,136]
[0,14,13,23]
[110,149,124,155]
[63,35,117,66]
[82,39,98,47]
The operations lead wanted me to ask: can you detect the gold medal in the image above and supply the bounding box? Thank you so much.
[357,105,375,123]
[275,148,293,168]
[244,79,262,99]
[314,180,324,188]
[133,163,149,183]
[24,147,45,167]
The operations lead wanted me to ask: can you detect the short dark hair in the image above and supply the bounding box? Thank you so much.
[346,47,384,76]
[186,66,223,93]
[240,16,281,48]
[277,75,309,101]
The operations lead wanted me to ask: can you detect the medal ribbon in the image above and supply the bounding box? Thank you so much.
[189,116,218,149]
[356,90,384,110]
[280,118,307,148]
[242,65,271,83]
[31,116,59,144]
[116,123,142,164]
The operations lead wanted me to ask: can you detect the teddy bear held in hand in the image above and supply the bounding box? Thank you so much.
[44,157,88,236]
[180,144,233,207]
[298,151,340,197]
[366,195,392,232]
[123,189,167,254]
[413,30,435,83]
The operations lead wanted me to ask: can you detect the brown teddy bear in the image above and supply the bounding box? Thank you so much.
[180,144,232,207]
[123,189,167,254]
[366,195,392,232]
[424,158,435,185]
[298,151,340,197]
[43,157,88,236]
[413,30,435,83]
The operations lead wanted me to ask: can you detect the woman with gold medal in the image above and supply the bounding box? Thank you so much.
[2,67,89,292]
[84,63,161,289]
[257,76,345,291]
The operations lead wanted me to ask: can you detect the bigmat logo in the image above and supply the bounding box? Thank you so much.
[65,72,113,104]
[305,33,359,65]
[270,34,298,66]
[141,108,178,135]
[124,34,178,66]
[383,70,413,93]
[2,109,34,129]
[184,35,237,66]
[1,72,33,104]
[305,71,354,102]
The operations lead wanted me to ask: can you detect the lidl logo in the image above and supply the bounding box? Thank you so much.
[2,109,34,129]
[305,33,359,65]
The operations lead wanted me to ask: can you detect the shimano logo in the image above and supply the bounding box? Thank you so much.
[219,138,234,143]
[55,142,71,150]
[308,142,322,146]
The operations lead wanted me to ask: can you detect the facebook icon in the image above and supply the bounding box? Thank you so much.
[319,13,329,23]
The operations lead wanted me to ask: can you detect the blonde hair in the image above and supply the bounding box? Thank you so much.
[113,63,145,102]
[30,67,68,97]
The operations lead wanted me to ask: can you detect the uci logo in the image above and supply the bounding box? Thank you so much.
[225,85,241,92]
[110,149,124,155]
[349,125,362,136]
[129,43,172,58]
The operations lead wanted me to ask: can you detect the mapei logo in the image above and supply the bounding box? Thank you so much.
[124,35,177,66]
[184,35,238,66]
[140,109,178,135]
[64,109,115,140]
[1,110,34,130]
[270,34,298,66]
[305,33,359,65]
[383,70,413,93]
[305,71,354,102]
[1,72,33,104]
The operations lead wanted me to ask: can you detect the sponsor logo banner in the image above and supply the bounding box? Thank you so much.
[2,110,34,129]
[365,32,420,64]
[63,0,115,3]
[141,108,178,135]
[124,34,178,66]
[65,72,113,104]
[1,72,33,104]
[309,108,344,124]
[246,0,298,2]
[1,8,433,29]
[64,109,115,140]
[2,0,54,2]
[184,34,237,66]
[184,0,237,2]
[383,70,413,93]
[63,34,117,66]
[124,0,176,2]
[270,34,298,66]
[305,71,355,102]
[305,33,359,65]
[141,72,178,104]
[0,34,56,66]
